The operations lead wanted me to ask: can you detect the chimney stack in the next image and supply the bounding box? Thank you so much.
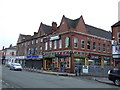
[52,22,57,32]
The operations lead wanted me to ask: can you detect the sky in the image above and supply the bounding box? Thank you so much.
[0,0,119,50]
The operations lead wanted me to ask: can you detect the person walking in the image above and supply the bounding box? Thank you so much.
[75,66,78,76]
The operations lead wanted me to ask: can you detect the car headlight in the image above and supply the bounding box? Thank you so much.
[108,70,111,74]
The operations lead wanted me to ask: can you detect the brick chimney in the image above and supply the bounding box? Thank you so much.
[52,22,57,32]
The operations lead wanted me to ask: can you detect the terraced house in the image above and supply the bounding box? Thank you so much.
[16,15,112,73]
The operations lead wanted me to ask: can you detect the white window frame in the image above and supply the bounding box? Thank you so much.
[74,37,78,48]
[45,42,48,50]
[59,39,62,48]
[98,43,101,51]
[54,40,57,49]
[49,41,52,50]
[93,42,96,51]
[81,40,85,49]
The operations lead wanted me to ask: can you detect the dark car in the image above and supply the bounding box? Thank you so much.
[108,67,120,86]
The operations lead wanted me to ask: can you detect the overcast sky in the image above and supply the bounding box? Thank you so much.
[0,0,119,50]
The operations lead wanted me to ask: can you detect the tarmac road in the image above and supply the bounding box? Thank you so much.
[2,65,119,88]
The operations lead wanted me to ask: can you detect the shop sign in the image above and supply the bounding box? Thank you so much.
[56,54,70,57]
[50,35,60,40]
[27,55,38,58]
[113,55,120,58]
[74,54,86,58]
[104,57,110,60]
[112,46,120,54]
[44,54,55,58]
[91,55,100,59]
[112,40,117,45]
[82,65,88,73]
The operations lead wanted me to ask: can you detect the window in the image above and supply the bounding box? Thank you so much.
[103,44,106,52]
[98,43,101,51]
[65,37,70,48]
[59,39,62,48]
[32,40,34,44]
[45,42,48,50]
[87,41,91,49]
[93,42,96,50]
[49,41,52,49]
[107,45,110,52]
[118,32,120,44]
[36,40,38,44]
[74,38,78,48]
[54,40,57,49]
[81,40,85,49]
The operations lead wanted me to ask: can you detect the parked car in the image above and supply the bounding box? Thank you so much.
[108,67,120,86]
[10,63,22,71]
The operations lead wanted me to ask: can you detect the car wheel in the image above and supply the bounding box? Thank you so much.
[114,79,120,86]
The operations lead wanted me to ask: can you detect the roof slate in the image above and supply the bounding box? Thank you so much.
[41,23,52,34]
[112,21,120,27]
[86,25,112,40]
[64,16,80,28]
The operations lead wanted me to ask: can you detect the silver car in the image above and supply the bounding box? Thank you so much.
[10,63,22,71]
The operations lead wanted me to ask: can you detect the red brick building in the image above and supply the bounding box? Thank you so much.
[17,15,112,73]
[42,15,112,72]
[111,21,120,66]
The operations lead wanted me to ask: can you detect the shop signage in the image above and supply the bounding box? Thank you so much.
[74,54,86,58]
[113,55,120,58]
[44,54,55,58]
[91,55,100,59]
[50,35,60,40]
[82,65,88,73]
[112,40,117,45]
[104,57,110,60]
[56,54,70,57]
[112,46,120,54]
[26,55,43,59]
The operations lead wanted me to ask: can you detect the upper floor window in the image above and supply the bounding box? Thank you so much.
[59,39,62,48]
[65,37,70,48]
[45,42,48,50]
[98,43,101,51]
[74,38,78,48]
[54,40,57,49]
[81,40,85,49]
[87,41,91,49]
[32,40,34,44]
[93,42,96,50]
[107,45,110,52]
[49,41,52,50]
[118,32,120,44]
[103,44,106,52]
[36,40,38,44]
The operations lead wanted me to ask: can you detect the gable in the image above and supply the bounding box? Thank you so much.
[58,15,69,33]
[76,16,88,34]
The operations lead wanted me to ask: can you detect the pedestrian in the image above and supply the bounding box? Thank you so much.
[75,66,78,76]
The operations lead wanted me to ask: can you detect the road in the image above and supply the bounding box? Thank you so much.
[2,65,119,88]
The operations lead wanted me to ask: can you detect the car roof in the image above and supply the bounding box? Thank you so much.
[11,63,21,65]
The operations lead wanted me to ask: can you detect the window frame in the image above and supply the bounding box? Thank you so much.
[81,40,85,49]
[74,37,78,48]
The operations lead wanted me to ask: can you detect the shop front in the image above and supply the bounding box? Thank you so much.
[74,54,86,66]
[43,54,55,70]
[103,56,111,66]
[87,55,101,66]
[25,55,43,69]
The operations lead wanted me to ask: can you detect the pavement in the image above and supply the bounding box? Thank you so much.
[23,68,115,85]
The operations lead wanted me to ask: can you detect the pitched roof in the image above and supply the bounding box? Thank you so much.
[86,24,112,39]
[41,23,52,34]
[64,16,80,28]
[111,21,120,27]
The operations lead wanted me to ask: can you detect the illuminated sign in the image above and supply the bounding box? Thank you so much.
[50,35,60,40]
